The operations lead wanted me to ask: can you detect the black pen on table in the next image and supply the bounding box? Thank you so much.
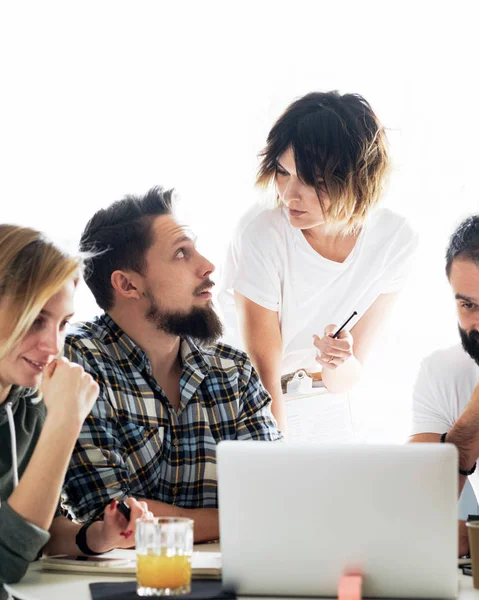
[332,311,358,339]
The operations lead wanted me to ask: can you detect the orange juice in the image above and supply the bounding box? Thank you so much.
[137,552,192,590]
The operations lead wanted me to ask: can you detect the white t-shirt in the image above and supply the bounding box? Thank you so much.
[411,344,479,501]
[218,205,418,375]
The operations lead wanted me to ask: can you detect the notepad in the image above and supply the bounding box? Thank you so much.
[284,370,353,442]
[39,549,222,579]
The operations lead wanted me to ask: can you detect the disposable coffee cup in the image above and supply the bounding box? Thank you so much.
[466,521,479,588]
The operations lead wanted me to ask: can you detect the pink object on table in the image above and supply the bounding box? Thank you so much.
[338,574,363,600]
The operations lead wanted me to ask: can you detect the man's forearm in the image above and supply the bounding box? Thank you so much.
[144,499,219,543]
[446,407,479,473]
[442,406,479,496]
[438,381,479,496]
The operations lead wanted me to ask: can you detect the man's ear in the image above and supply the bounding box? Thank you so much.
[110,270,142,301]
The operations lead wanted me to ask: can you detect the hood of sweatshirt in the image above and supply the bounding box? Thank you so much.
[0,386,45,499]
[0,386,36,426]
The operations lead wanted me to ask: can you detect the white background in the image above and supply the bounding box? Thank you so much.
[1,0,478,442]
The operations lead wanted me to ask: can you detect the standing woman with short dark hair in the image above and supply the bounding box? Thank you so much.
[219,91,418,432]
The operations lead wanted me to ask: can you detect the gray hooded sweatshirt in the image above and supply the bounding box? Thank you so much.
[0,386,51,598]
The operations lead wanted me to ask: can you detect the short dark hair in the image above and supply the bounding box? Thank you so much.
[446,215,479,278]
[257,91,389,232]
[80,186,175,311]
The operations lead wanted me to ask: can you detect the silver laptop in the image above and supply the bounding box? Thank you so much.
[217,442,458,599]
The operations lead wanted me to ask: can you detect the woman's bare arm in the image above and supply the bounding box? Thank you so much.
[234,292,286,431]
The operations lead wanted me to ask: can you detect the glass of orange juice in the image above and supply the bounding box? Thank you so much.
[136,517,194,596]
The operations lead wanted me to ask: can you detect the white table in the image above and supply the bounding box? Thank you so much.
[6,543,220,600]
[6,563,131,600]
[7,568,479,600]
[7,552,479,600]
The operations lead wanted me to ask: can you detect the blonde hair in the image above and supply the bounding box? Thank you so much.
[257,91,390,234]
[0,225,81,361]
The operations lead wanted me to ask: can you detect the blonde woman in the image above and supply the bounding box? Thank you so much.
[0,225,150,592]
[219,91,418,431]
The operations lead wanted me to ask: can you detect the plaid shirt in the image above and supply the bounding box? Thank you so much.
[62,314,282,522]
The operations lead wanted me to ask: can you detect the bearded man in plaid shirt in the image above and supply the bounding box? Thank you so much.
[62,187,282,545]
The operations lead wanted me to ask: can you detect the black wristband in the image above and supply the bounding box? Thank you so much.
[440,432,477,476]
[75,522,103,556]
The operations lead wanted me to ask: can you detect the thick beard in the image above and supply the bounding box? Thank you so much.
[145,292,223,344]
[459,325,479,366]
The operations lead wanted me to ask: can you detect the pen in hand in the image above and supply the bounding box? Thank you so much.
[332,311,358,339]
[116,500,131,522]
[88,498,132,523]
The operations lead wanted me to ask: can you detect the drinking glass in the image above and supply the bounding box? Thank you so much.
[136,517,194,596]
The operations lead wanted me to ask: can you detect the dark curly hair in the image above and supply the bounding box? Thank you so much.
[446,216,479,278]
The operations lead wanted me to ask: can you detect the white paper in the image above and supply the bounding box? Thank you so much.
[40,549,222,577]
[103,548,221,570]
[284,388,354,442]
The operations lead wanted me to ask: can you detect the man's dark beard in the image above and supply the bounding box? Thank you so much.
[145,293,223,344]
[459,325,479,366]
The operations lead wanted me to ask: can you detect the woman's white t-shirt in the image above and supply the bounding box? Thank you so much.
[218,205,418,376]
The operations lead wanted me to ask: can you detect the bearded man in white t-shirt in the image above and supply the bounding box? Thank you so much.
[410,215,479,556]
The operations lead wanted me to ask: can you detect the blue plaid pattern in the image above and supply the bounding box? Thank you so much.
[62,314,282,522]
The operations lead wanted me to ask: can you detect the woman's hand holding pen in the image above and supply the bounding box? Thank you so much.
[87,498,153,553]
[313,325,354,370]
